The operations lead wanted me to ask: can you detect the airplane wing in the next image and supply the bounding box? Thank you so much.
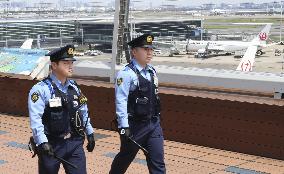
[236,45,257,72]
[20,39,33,49]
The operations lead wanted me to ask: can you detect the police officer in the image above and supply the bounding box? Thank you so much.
[28,45,95,174]
[109,34,166,174]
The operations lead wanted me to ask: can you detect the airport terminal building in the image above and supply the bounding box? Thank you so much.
[0,18,203,52]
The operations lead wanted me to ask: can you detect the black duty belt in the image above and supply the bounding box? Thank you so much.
[128,114,159,122]
[46,132,82,140]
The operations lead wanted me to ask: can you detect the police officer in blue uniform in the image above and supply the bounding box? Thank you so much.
[109,34,166,174]
[28,45,95,174]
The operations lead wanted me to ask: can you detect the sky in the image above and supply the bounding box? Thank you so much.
[13,0,281,7]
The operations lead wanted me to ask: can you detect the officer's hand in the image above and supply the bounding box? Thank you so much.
[39,142,54,156]
[86,133,95,152]
[119,128,131,141]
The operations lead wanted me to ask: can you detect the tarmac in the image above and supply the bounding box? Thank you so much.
[74,44,284,74]
[1,114,284,174]
[152,44,284,74]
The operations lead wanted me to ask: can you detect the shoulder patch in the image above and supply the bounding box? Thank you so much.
[31,92,39,103]
[116,78,123,86]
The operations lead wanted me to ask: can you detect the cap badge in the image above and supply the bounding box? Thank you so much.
[147,36,152,43]
[68,48,74,55]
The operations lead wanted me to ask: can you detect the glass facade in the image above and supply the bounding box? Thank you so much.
[0,19,202,50]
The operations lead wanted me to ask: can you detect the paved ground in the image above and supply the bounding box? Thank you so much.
[1,114,284,174]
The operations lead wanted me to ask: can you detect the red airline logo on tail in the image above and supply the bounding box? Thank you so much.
[259,32,268,41]
[241,60,252,72]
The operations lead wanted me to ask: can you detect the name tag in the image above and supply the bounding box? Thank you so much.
[49,97,62,107]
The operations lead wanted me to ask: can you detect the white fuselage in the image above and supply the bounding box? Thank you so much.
[186,40,262,53]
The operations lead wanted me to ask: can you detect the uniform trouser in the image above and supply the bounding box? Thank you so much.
[38,136,86,174]
[109,117,166,174]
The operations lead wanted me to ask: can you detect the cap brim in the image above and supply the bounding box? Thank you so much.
[61,57,77,61]
[141,45,154,49]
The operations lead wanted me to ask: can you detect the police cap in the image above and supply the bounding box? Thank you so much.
[46,44,76,62]
[127,34,154,49]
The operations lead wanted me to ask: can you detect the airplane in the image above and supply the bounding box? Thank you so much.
[186,23,273,57]
[0,39,49,79]
[210,9,228,15]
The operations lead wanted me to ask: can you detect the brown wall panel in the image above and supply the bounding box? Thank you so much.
[0,77,283,160]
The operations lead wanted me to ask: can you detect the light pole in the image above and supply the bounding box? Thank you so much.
[280,1,283,43]
[281,46,284,76]
[111,0,120,83]
[1,0,10,47]
[80,28,84,46]
[201,19,204,41]
[130,0,142,40]
[6,0,9,18]
[37,34,41,48]
[59,29,62,47]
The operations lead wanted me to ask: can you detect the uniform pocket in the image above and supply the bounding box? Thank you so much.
[134,97,151,116]
[49,109,67,135]
[150,124,164,138]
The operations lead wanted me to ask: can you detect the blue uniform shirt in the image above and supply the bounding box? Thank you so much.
[115,59,158,128]
[28,73,94,146]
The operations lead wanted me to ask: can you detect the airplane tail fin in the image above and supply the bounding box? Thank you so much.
[251,24,272,45]
[20,39,33,49]
[236,45,257,72]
